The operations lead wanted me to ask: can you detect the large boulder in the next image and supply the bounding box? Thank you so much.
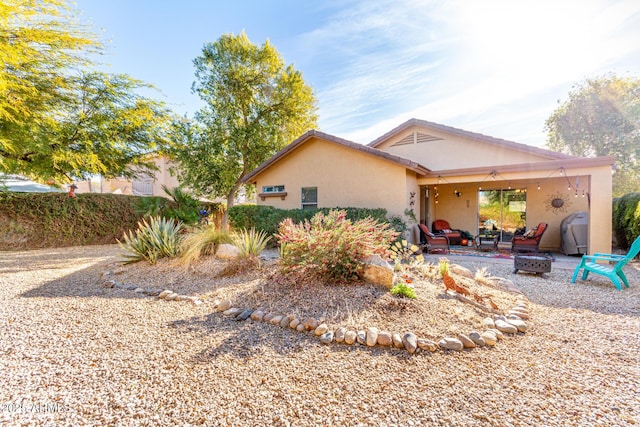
[216,243,241,260]
[361,255,394,288]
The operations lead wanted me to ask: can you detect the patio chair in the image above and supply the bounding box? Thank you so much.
[431,219,463,245]
[415,224,450,254]
[571,235,640,290]
[511,222,548,253]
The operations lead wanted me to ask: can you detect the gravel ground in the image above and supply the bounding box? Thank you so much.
[1,245,639,426]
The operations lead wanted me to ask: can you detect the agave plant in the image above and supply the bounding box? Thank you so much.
[118,216,183,264]
[233,228,271,257]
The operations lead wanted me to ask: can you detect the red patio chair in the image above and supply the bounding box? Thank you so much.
[511,222,548,253]
[431,219,463,245]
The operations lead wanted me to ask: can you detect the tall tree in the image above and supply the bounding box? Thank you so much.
[0,0,173,183]
[545,74,640,196]
[173,32,318,229]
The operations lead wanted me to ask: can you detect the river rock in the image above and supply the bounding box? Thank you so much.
[320,331,334,345]
[335,327,346,344]
[482,317,495,328]
[392,333,404,349]
[481,331,497,346]
[158,290,172,299]
[280,316,291,328]
[250,311,264,321]
[489,328,505,340]
[165,293,178,301]
[134,287,145,293]
[216,300,232,312]
[439,337,464,351]
[289,318,300,329]
[303,317,319,331]
[314,324,329,336]
[402,333,418,354]
[344,330,357,345]
[457,333,476,348]
[296,323,305,332]
[263,313,275,322]
[366,327,379,347]
[377,331,392,346]
[269,315,284,325]
[356,330,366,345]
[494,319,518,334]
[223,307,242,316]
[417,338,438,352]
[469,331,486,347]
[506,318,528,332]
[236,309,253,321]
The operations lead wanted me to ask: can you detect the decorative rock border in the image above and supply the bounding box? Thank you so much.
[101,267,531,355]
[101,269,203,306]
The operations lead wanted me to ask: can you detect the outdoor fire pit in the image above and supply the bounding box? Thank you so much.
[513,254,552,276]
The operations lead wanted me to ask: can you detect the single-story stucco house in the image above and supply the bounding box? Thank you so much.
[243,118,615,255]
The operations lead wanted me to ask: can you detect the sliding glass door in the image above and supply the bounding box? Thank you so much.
[478,189,526,242]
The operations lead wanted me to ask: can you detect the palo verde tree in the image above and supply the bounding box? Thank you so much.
[0,0,173,184]
[545,74,640,196]
[172,31,318,229]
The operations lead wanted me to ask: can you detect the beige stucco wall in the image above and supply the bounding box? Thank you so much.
[376,126,557,170]
[150,157,180,197]
[252,137,411,219]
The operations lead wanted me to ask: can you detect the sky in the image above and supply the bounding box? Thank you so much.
[74,0,640,148]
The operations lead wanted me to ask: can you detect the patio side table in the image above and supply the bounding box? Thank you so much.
[475,234,498,251]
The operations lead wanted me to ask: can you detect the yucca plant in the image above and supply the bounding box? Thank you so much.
[118,216,183,264]
[233,228,271,257]
[179,225,233,265]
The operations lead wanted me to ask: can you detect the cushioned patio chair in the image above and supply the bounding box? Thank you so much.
[415,224,450,254]
[571,235,640,290]
[511,222,548,253]
[431,219,463,245]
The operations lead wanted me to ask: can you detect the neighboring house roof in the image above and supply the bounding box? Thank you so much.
[0,175,63,193]
[242,130,430,184]
[368,118,575,160]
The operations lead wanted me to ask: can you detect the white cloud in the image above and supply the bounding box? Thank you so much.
[301,0,640,147]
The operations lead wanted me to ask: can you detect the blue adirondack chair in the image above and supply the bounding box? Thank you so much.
[571,236,640,290]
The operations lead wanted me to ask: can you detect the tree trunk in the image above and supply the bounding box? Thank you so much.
[221,179,243,231]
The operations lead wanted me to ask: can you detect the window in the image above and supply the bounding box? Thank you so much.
[301,187,317,209]
[262,185,285,193]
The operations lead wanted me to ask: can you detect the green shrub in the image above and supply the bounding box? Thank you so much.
[612,193,640,249]
[228,205,389,240]
[178,225,233,265]
[118,216,183,264]
[233,228,271,257]
[276,209,397,283]
[0,192,146,250]
[390,283,416,299]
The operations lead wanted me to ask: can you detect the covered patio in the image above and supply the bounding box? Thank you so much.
[415,157,615,255]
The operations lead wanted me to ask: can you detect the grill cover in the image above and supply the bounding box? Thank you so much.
[561,211,588,255]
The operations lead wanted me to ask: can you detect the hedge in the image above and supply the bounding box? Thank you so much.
[228,205,390,238]
[0,192,157,250]
[612,192,640,250]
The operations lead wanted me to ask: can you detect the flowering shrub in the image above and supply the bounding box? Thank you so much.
[276,209,397,283]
